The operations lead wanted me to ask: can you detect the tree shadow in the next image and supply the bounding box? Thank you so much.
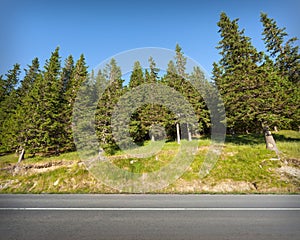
[225,134,266,145]
[225,132,300,145]
[273,132,300,142]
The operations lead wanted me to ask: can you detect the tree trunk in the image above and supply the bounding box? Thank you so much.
[18,148,25,163]
[263,126,279,157]
[176,123,181,144]
[187,124,192,141]
[151,135,155,142]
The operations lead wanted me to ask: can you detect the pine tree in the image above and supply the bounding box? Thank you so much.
[163,45,209,138]
[260,12,300,84]
[30,47,64,154]
[63,54,88,151]
[1,64,20,97]
[213,12,266,133]
[0,64,21,152]
[260,13,300,129]
[72,71,99,159]
[61,55,74,93]
[129,61,144,89]
[0,75,5,103]
[147,56,159,84]
[13,59,40,156]
[19,58,40,98]
[60,55,75,150]
[95,58,124,152]
[175,44,187,78]
[12,58,41,159]
[189,66,210,133]
[256,57,294,128]
[214,12,297,133]
[128,61,146,143]
[139,57,169,141]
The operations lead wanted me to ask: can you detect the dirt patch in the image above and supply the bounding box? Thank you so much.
[204,180,256,192]
[170,179,256,193]
[1,161,79,176]
[277,166,300,179]
[197,146,210,152]
[284,158,300,167]
[0,179,19,190]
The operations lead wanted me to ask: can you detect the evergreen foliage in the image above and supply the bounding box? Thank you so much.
[0,64,21,152]
[213,12,298,133]
[260,12,300,84]
[95,58,124,152]
[63,54,88,151]
[0,12,298,158]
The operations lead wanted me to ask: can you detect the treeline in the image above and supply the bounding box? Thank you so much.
[0,49,88,156]
[0,12,299,157]
[213,12,299,132]
[0,44,208,156]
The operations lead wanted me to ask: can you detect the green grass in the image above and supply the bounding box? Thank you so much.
[25,151,81,163]
[1,130,299,193]
[0,154,18,168]
[111,140,180,173]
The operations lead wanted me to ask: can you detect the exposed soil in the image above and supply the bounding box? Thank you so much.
[169,179,256,193]
[0,160,79,176]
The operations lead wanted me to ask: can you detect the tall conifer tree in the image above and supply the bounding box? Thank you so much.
[260,12,300,84]
[213,13,265,132]
[0,64,21,152]
[13,58,41,158]
[63,54,88,151]
[95,59,124,152]
[33,47,64,154]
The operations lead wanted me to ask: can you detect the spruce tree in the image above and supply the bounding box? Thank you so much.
[260,12,300,84]
[0,64,21,152]
[163,45,209,137]
[175,44,187,78]
[19,58,40,97]
[260,13,300,129]
[189,66,210,133]
[63,54,88,151]
[147,56,159,84]
[61,55,74,93]
[13,58,41,159]
[32,47,64,154]
[140,57,169,141]
[0,75,5,103]
[213,13,265,132]
[95,59,124,152]
[213,12,297,132]
[72,71,99,159]
[128,61,146,143]
[129,61,144,89]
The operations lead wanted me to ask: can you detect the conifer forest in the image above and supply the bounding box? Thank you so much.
[0,12,299,158]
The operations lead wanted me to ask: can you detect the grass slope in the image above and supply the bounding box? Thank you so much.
[0,130,299,193]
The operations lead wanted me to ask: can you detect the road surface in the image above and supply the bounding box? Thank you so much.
[0,194,299,240]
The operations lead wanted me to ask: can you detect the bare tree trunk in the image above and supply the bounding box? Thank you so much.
[18,148,25,163]
[187,124,192,141]
[151,135,155,142]
[263,126,279,157]
[176,123,180,144]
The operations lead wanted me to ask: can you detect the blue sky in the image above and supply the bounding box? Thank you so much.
[1,0,299,77]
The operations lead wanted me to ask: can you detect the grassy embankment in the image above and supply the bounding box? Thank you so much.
[0,130,299,193]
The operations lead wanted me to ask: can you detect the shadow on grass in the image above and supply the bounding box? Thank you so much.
[225,134,265,145]
[273,132,300,142]
[225,131,300,145]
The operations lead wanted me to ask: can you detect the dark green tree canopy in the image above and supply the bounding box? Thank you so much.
[0,12,299,156]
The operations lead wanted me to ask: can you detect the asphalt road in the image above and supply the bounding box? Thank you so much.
[0,194,299,240]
